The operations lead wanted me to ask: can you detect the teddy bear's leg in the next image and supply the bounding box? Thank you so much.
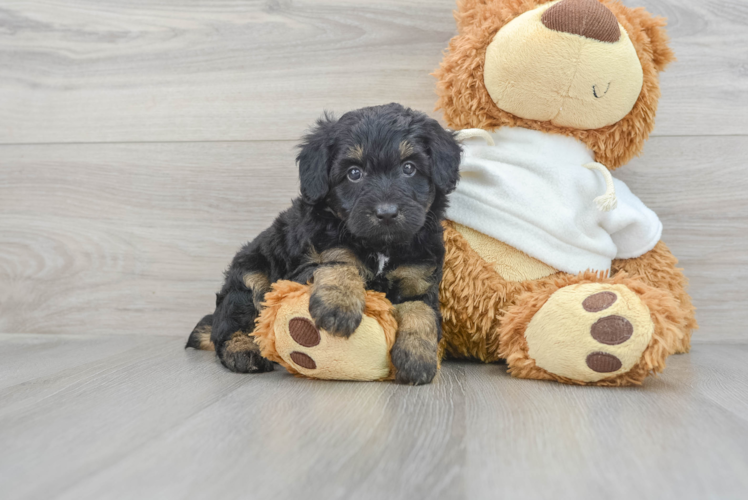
[611,241,697,353]
[498,272,685,386]
[253,281,398,381]
[439,222,527,362]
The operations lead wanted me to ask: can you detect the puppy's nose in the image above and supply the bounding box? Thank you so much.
[541,0,620,43]
[375,203,399,221]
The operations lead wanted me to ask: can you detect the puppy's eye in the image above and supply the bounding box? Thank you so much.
[402,162,416,177]
[347,167,363,183]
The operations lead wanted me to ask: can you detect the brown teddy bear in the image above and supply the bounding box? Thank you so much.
[434,0,697,385]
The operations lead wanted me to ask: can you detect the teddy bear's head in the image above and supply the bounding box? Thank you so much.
[434,0,675,169]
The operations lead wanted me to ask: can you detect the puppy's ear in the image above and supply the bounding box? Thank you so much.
[297,113,338,204]
[424,119,462,194]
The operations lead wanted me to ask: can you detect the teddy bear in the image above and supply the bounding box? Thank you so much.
[433,0,697,385]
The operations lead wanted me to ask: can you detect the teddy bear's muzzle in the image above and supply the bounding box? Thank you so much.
[481,0,644,130]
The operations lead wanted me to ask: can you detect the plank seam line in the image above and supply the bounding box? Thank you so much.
[1,134,747,148]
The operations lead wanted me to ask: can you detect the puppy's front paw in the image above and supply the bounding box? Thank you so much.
[391,301,439,385]
[309,285,364,337]
[391,342,438,385]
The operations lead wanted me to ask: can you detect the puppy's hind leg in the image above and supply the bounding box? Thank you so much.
[212,270,274,374]
[186,311,271,374]
[216,330,273,374]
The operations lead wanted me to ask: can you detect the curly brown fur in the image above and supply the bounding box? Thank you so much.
[612,241,697,353]
[186,104,461,384]
[439,222,532,362]
[433,0,675,169]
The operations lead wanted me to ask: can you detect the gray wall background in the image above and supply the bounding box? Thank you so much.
[1,0,746,341]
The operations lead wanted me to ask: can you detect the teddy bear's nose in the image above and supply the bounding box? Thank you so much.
[541,0,621,43]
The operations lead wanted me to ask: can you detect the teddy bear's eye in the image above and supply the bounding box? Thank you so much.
[347,167,363,182]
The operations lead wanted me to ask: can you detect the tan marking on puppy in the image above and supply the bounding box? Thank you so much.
[399,140,414,159]
[312,265,366,311]
[305,247,322,267]
[226,331,262,354]
[319,248,360,266]
[310,260,367,336]
[347,145,364,162]
[219,330,273,373]
[243,271,271,309]
[386,265,436,298]
[392,301,439,384]
[308,247,373,281]
[194,326,215,351]
[395,301,438,343]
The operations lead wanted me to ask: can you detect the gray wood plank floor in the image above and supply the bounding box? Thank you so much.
[0,334,746,500]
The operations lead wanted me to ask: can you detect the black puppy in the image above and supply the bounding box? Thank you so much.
[186,103,461,385]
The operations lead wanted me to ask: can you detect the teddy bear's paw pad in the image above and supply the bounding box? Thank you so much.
[289,350,317,370]
[585,351,623,373]
[590,315,633,345]
[525,284,654,382]
[273,301,391,381]
[582,291,617,312]
[288,318,321,369]
[288,317,321,347]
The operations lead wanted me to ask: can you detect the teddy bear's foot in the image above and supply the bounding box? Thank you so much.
[253,281,398,381]
[498,275,687,386]
[523,283,654,383]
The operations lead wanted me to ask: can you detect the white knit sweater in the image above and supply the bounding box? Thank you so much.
[446,127,662,274]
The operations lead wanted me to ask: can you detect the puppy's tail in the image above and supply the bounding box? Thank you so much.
[185,314,216,351]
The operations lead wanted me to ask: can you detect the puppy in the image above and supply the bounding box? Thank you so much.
[186,103,461,385]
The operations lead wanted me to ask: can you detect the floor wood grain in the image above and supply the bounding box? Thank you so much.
[0,334,746,500]
[0,0,746,144]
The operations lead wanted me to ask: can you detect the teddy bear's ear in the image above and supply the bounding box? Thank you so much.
[454,0,541,33]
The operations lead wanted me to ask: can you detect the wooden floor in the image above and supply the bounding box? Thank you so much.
[0,334,746,500]
[1,0,748,498]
